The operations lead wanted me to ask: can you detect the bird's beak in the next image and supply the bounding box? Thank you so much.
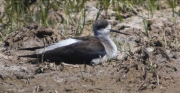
[110,29,129,35]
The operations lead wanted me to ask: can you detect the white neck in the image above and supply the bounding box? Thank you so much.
[97,35,117,60]
[93,24,117,61]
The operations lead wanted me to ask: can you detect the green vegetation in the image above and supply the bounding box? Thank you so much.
[0,0,179,41]
[167,0,177,17]
[142,17,149,37]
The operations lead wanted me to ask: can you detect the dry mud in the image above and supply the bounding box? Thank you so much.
[1,1,180,93]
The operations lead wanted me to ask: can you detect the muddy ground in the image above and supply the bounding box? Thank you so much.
[1,1,180,93]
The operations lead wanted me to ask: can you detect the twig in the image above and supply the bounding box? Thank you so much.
[79,65,85,79]
[157,74,159,85]
[41,38,46,63]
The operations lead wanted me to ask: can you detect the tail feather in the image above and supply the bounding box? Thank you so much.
[19,54,39,58]
[18,46,43,51]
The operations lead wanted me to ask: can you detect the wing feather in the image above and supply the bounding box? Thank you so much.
[19,37,106,64]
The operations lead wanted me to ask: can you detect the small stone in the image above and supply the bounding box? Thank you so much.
[145,47,154,53]
[116,52,128,61]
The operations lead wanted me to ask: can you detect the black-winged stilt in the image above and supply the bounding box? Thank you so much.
[19,19,128,65]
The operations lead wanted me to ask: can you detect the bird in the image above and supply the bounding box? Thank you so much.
[19,19,129,65]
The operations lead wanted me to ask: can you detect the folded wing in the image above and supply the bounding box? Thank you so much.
[19,37,106,64]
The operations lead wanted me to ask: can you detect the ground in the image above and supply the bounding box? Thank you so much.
[0,1,180,93]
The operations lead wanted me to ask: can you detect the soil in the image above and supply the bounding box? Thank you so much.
[1,1,180,93]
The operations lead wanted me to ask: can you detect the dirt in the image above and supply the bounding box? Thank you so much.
[1,1,180,93]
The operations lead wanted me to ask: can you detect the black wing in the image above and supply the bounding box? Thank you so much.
[19,37,106,64]
[43,37,106,64]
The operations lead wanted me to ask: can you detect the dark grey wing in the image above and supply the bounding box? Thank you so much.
[43,37,106,64]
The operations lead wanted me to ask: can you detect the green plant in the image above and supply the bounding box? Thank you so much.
[95,0,111,20]
[142,17,149,38]
[147,0,157,18]
[167,0,177,17]
[60,0,87,36]
[38,0,49,26]
[112,0,138,21]
[1,1,26,32]
[0,0,179,42]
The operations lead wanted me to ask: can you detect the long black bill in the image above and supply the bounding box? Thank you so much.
[110,29,129,35]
